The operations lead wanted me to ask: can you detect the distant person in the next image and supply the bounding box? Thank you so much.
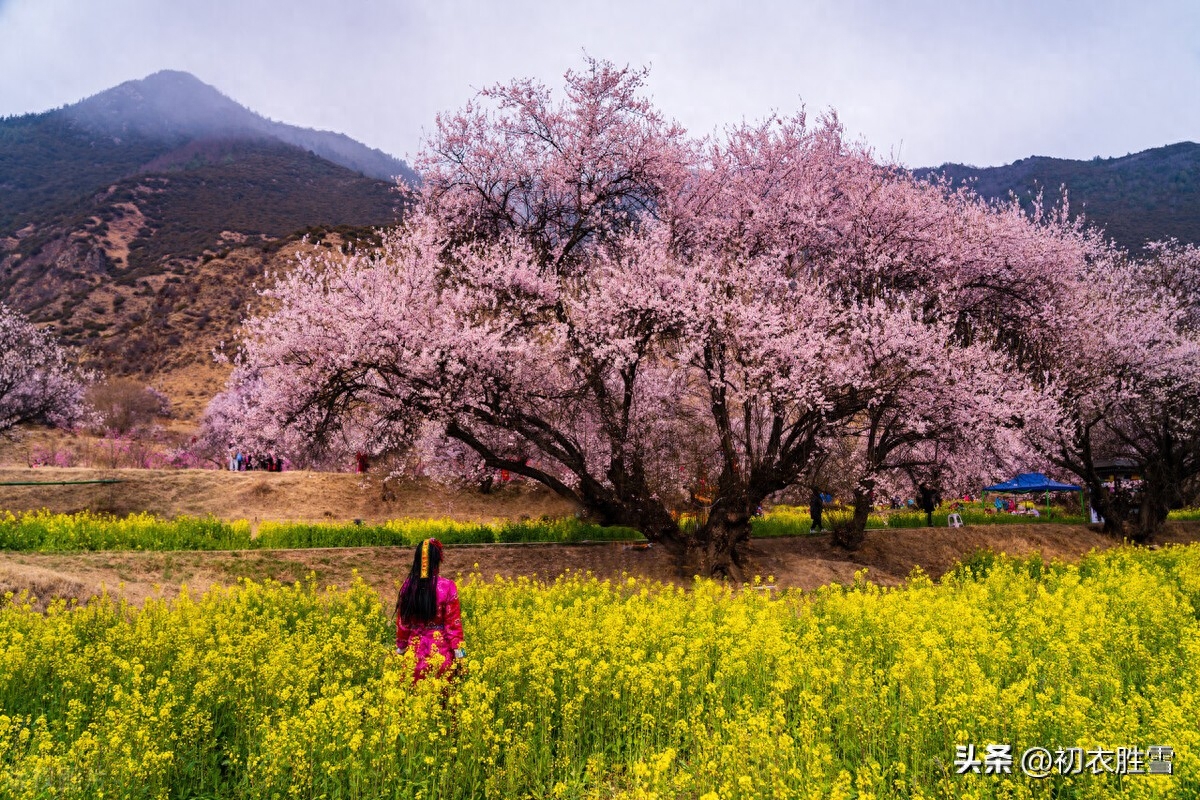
[919,483,937,527]
[809,486,825,533]
[396,538,465,682]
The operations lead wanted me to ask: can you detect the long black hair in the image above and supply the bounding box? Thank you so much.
[397,538,443,623]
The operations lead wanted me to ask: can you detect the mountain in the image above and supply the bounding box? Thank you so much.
[0,70,415,234]
[62,71,417,184]
[917,142,1200,252]
[0,71,412,384]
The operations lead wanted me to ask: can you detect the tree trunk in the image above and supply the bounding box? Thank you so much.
[553,467,769,580]
[689,493,757,581]
[833,481,874,550]
[578,484,688,554]
[1085,474,1148,542]
[1086,476,1124,537]
[1134,460,1175,542]
[1073,433,1148,542]
[693,515,752,581]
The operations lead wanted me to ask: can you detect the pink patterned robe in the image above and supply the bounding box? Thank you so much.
[396,576,464,679]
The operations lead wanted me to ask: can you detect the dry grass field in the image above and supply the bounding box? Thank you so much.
[0,465,577,524]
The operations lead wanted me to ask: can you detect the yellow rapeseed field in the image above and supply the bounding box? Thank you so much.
[0,546,1197,798]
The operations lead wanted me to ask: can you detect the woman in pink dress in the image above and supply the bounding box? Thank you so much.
[395,538,465,680]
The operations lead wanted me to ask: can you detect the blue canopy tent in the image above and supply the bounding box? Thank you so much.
[983,473,1083,516]
[984,473,1082,493]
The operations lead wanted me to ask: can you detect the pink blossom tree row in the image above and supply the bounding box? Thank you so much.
[207,59,1199,571]
[1032,240,1200,540]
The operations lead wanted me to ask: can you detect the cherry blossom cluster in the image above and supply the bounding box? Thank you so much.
[0,304,90,436]
[204,59,1199,566]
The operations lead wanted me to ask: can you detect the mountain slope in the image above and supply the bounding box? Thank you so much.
[0,73,412,381]
[1,142,401,374]
[0,70,415,237]
[62,70,416,184]
[918,142,1200,251]
[0,113,171,234]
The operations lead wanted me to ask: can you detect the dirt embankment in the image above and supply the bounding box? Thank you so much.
[2,466,1199,609]
[0,466,577,525]
[2,521,1198,611]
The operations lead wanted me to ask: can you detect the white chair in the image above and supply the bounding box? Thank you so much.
[948,513,964,528]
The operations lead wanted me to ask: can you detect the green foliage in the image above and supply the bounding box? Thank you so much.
[0,502,1159,555]
[750,505,888,537]
[752,503,1085,536]
[255,517,643,549]
[888,506,1087,528]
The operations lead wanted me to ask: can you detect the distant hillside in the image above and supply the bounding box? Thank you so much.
[64,70,417,185]
[0,71,415,235]
[0,72,413,382]
[918,142,1200,252]
[0,140,398,369]
[8,138,403,280]
[0,113,169,235]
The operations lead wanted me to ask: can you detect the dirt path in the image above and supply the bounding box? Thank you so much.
[4,521,1198,609]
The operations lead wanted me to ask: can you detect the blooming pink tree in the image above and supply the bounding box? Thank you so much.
[0,304,90,436]
[821,316,1059,547]
[662,114,1080,556]
[418,59,690,274]
[1032,239,1200,539]
[209,60,1125,574]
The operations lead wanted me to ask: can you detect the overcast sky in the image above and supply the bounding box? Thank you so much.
[1,0,1197,169]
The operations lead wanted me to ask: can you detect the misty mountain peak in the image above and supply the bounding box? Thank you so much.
[56,71,414,183]
[64,70,258,141]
